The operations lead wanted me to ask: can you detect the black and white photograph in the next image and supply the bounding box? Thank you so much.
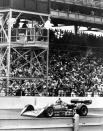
[0,0,103,131]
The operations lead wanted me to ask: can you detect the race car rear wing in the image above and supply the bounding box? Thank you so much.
[71,99,92,105]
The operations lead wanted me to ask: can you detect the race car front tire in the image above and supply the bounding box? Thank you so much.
[76,105,88,116]
[20,104,34,115]
[45,107,54,117]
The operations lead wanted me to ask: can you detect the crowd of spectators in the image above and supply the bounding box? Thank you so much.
[48,49,103,97]
[49,29,103,48]
[0,29,103,96]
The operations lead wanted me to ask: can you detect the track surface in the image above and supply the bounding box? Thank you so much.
[0,108,102,119]
[0,108,103,131]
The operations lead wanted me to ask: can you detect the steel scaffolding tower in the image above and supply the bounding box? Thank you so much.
[0,9,49,96]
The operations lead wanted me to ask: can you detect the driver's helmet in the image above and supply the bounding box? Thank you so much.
[56,98,63,105]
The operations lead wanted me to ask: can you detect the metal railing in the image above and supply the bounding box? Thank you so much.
[0,29,8,44]
[11,27,48,44]
[0,27,49,45]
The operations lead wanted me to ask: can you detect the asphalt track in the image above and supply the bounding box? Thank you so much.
[0,108,103,131]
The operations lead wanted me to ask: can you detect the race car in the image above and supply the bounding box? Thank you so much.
[20,98,92,118]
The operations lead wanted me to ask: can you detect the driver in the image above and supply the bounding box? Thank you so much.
[56,98,67,106]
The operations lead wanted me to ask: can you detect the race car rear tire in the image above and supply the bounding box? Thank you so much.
[46,107,54,117]
[76,105,88,116]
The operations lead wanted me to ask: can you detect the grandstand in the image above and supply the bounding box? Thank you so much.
[50,0,103,30]
[0,0,49,96]
[0,0,103,96]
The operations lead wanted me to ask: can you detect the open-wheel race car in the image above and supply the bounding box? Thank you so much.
[20,98,92,118]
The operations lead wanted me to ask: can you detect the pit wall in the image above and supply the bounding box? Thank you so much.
[0,97,102,109]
